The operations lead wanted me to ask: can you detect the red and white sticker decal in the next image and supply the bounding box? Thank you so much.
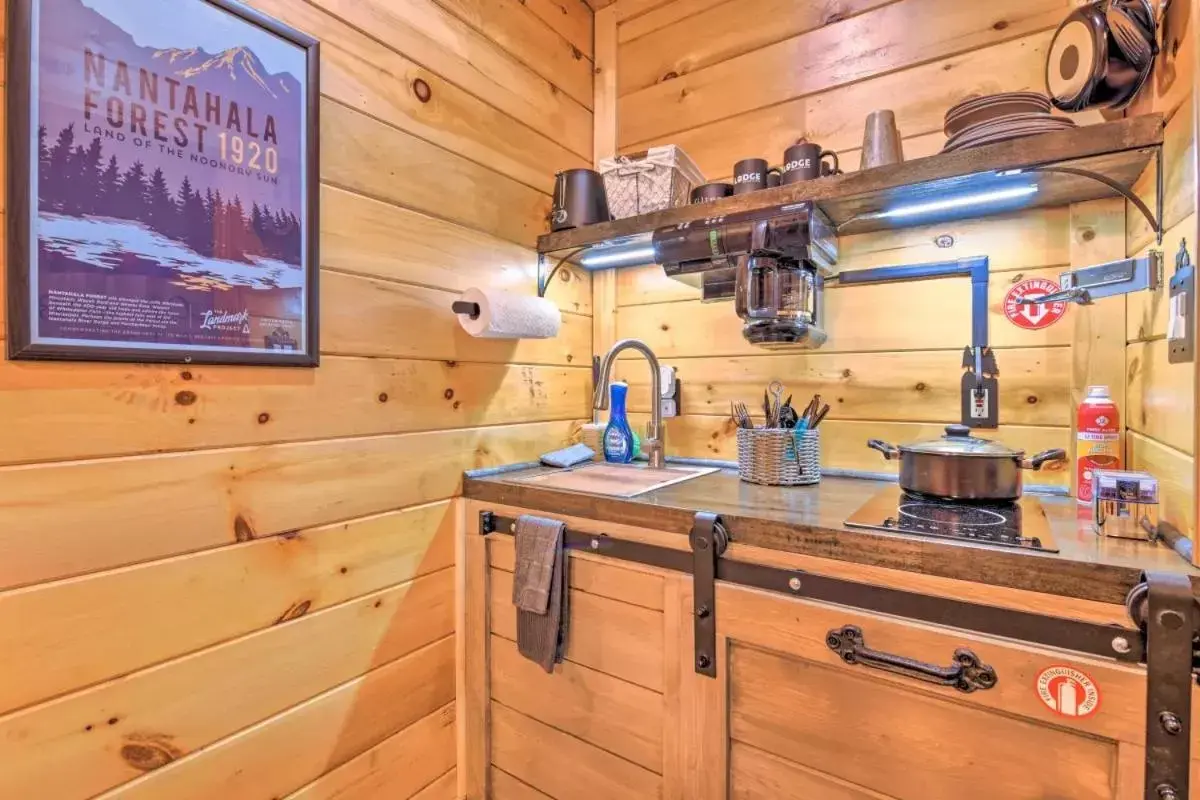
[1036,665,1100,718]
[1004,278,1068,330]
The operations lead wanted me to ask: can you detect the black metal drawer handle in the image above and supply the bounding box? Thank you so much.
[826,625,998,693]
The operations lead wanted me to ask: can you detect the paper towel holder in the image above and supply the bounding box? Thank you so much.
[452,301,481,320]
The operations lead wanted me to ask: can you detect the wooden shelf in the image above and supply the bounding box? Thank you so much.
[537,114,1164,255]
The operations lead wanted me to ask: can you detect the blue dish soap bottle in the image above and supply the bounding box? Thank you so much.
[603,381,636,463]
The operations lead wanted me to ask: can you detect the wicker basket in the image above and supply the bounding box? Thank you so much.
[598,145,705,220]
[737,428,821,486]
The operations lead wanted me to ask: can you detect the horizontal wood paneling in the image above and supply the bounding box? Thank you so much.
[526,0,594,59]
[618,0,1071,145]
[0,357,590,465]
[1128,432,1196,537]
[434,0,594,107]
[491,703,663,800]
[635,413,1072,486]
[618,347,1072,426]
[322,271,592,364]
[0,502,453,717]
[492,768,556,799]
[490,634,665,771]
[618,0,892,95]
[489,535,666,609]
[489,567,665,690]
[285,704,456,800]
[322,185,591,316]
[0,419,581,589]
[306,0,592,157]
[0,572,452,798]
[731,741,888,800]
[1126,338,1194,456]
[96,638,456,800]
[617,0,727,42]
[729,643,1116,800]
[322,100,550,249]
[410,769,458,800]
[245,0,586,194]
[615,268,1075,357]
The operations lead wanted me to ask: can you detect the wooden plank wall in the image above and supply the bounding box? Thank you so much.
[0,1,593,798]
[1125,0,1197,538]
[600,0,1126,485]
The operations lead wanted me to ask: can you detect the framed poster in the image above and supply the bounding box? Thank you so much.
[6,0,320,366]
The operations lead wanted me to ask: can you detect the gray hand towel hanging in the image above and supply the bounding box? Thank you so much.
[512,515,569,672]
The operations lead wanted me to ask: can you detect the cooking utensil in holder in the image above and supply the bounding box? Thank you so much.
[737,428,821,486]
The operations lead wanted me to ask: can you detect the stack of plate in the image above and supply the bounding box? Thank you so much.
[942,92,1075,153]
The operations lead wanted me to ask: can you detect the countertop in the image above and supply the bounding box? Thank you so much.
[464,464,1198,605]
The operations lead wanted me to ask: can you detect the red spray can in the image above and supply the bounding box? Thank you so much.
[1076,385,1121,505]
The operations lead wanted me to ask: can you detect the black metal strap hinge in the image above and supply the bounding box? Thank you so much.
[690,512,727,678]
[1130,571,1197,800]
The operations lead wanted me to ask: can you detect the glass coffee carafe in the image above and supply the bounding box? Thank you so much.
[735,254,817,346]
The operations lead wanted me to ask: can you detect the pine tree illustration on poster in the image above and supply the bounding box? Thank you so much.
[38,121,302,265]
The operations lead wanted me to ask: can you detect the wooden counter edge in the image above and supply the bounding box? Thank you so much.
[463,478,1190,606]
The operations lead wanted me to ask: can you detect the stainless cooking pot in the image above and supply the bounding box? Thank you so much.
[867,425,1067,501]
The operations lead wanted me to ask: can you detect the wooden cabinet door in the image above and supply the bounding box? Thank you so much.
[715,582,1187,800]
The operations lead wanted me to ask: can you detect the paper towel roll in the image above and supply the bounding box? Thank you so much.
[455,288,562,339]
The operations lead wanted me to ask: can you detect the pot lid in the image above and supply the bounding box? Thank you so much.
[900,425,1024,457]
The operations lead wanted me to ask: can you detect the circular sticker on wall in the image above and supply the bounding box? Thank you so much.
[1004,278,1069,330]
[1036,665,1100,718]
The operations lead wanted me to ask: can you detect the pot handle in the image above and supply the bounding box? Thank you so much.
[867,439,900,460]
[1022,449,1068,471]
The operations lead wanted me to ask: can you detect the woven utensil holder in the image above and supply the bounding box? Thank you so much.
[737,428,821,486]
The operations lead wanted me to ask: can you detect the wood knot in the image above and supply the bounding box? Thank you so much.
[444,388,455,400]
[121,736,182,772]
[374,599,383,608]
[1081,228,1096,242]
[339,566,348,574]
[992,19,1009,30]
[233,515,255,543]
[915,382,927,391]
[842,369,852,378]
[275,600,311,625]
[378,392,389,403]
[571,45,582,60]
[257,412,270,424]
[566,354,573,362]
[412,78,432,103]
[445,360,457,368]
[661,70,679,82]
[174,390,197,406]
[661,324,670,331]
[1026,395,1039,404]
[180,371,193,381]
[453,401,461,410]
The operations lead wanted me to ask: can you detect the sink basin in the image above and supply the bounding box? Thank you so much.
[510,462,719,498]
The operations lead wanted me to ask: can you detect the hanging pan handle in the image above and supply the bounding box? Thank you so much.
[1022,449,1068,470]
[867,440,900,460]
[826,625,998,693]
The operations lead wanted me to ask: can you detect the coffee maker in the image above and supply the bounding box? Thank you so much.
[652,203,837,348]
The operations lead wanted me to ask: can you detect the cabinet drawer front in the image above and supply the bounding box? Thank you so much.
[716,583,1166,744]
[729,641,1116,800]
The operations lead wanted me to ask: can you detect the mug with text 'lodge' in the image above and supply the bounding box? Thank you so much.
[733,158,782,195]
[782,141,840,184]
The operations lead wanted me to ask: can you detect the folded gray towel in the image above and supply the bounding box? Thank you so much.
[512,515,569,672]
[540,443,595,469]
